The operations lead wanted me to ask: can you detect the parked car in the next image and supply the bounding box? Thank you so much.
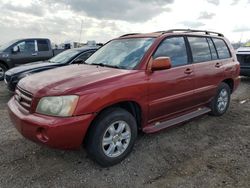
[4,46,99,92]
[0,38,64,80]
[8,29,240,166]
[236,43,250,76]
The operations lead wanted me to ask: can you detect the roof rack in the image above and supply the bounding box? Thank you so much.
[156,29,224,37]
[120,33,141,37]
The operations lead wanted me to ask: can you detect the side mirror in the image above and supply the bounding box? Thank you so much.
[12,46,20,53]
[151,57,172,71]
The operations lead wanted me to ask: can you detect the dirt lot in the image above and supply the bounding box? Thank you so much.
[0,79,249,188]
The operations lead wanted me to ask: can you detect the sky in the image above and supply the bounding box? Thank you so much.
[0,0,250,45]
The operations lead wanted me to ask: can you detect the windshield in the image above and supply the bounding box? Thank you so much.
[0,39,18,51]
[85,38,155,69]
[49,49,80,64]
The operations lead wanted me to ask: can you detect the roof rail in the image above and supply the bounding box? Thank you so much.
[156,29,224,37]
[120,33,141,37]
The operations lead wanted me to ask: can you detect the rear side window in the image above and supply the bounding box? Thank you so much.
[37,40,49,51]
[207,38,218,60]
[212,38,231,59]
[154,37,188,67]
[188,37,211,63]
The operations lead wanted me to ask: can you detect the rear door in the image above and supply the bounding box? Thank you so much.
[10,39,38,65]
[187,36,226,105]
[36,39,53,61]
[148,36,196,123]
[213,38,235,81]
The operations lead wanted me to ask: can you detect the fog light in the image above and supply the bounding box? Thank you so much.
[36,127,49,142]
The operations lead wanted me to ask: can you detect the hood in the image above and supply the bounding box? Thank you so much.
[6,61,60,75]
[18,64,138,96]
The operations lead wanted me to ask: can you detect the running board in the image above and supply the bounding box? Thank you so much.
[143,107,211,133]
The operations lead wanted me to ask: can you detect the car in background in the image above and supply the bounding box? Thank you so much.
[0,38,64,80]
[4,46,99,91]
[236,42,250,76]
[8,29,240,166]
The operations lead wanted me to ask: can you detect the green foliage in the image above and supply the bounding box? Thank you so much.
[244,41,250,47]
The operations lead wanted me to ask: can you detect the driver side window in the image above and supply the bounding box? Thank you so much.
[15,40,35,53]
[153,37,188,67]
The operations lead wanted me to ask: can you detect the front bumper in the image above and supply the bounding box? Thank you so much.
[8,97,95,150]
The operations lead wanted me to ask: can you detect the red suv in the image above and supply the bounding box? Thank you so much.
[8,29,240,166]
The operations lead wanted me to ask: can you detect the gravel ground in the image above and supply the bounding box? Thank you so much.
[0,79,249,188]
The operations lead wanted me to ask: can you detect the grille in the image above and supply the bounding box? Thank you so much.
[237,54,250,65]
[15,86,33,111]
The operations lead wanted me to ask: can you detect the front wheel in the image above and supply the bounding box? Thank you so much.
[0,64,7,81]
[85,108,137,167]
[209,82,231,116]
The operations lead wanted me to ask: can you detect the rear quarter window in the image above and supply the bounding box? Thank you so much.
[188,37,211,63]
[212,38,231,59]
[37,40,49,51]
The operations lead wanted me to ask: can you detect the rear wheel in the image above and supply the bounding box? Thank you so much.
[209,82,231,116]
[85,107,137,167]
[0,64,7,81]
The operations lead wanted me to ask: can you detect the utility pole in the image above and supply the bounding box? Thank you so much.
[239,32,243,44]
[79,20,83,44]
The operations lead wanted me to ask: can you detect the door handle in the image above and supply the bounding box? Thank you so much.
[184,68,193,74]
[215,62,222,68]
[32,53,37,56]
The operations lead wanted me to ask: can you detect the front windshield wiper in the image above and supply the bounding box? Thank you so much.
[90,63,121,69]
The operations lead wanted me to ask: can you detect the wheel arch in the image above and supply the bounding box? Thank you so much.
[95,100,142,130]
[222,78,234,93]
[0,60,9,69]
[83,100,143,145]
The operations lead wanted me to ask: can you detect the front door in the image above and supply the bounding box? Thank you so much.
[10,39,38,66]
[147,36,196,124]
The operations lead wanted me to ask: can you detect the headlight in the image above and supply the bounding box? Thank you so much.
[36,95,79,117]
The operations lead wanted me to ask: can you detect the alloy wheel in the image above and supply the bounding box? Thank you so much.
[102,120,131,158]
[217,88,229,112]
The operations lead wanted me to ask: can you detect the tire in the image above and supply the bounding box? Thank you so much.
[85,107,137,167]
[0,64,7,81]
[209,82,231,116]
